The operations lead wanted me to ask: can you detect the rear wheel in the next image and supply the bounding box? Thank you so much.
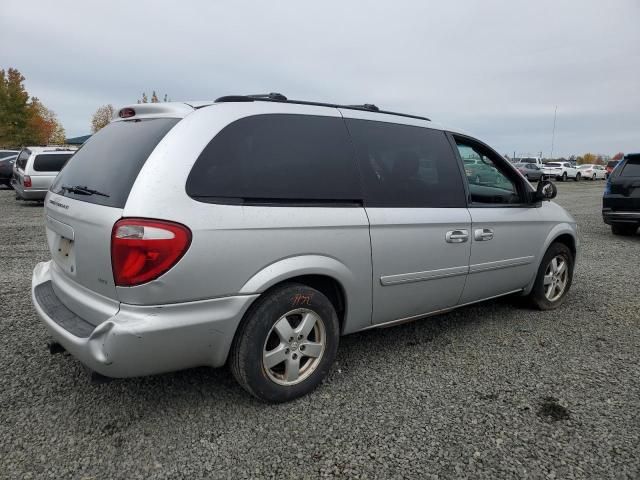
[528,242,574,310]
[611,223,638,236]
[230,283,339,403]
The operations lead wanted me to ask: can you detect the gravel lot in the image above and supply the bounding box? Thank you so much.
[0,181,638,479]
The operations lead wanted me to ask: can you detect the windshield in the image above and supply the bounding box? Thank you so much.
[51,118,179,208]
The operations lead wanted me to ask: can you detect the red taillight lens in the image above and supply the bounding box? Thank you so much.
[111,218,191,287]
[23,175,32,188]
[119,107,136,118]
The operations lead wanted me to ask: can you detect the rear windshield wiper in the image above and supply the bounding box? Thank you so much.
[61,185,110,197]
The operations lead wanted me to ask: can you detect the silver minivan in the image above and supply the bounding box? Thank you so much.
[32,95,578,402]
[12,146,76,200]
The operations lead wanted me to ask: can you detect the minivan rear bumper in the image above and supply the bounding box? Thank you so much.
[32,261,258,378]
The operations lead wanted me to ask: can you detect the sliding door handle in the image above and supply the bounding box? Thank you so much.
[445,229,469,243]
[474,228,494,241]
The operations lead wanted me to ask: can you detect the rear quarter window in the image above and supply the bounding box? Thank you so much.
[33,154,73,172]
[619,157,640,177]
[186,114,362,204]
[16,149,30,170]
[51,118,179,208]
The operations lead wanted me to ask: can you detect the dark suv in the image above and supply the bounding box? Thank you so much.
[603,153,640,235]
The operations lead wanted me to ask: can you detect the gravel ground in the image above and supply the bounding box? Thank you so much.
[0,181,638,479]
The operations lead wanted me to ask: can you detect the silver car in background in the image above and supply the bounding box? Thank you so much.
[32,94,578,402]
[12,146,76,200]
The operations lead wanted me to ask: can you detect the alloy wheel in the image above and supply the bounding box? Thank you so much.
[543,255,569,302]
[262,308,326,386]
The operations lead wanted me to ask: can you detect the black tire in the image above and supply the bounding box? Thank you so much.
[611,223,638,236]
[562,172,567,182]
[528,242,574,310]
[592,174,596,181]
[574,173,581,182]
[230,282,339,403]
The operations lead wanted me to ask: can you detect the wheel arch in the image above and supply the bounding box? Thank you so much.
[238,255,360,334]
[523,225,578,295]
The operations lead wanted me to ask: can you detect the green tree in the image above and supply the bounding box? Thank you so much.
[0,68,30,145]
[0,68,65,146]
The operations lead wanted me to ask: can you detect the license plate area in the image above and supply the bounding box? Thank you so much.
[52,235,76,275]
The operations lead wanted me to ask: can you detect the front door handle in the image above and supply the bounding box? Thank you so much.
[474,228,494,241]
[445,229,469,243]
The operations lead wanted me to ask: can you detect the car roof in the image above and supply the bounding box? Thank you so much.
[22,146,77,154]
[111,98,472,136]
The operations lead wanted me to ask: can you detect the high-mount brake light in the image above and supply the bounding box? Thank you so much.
[119,107,136,118]
[111,218,191,286]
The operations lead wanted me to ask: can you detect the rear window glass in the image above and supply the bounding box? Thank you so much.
[346,119,466,208]
[545,163,561,167]
[51,118,179,208]
[607,160,619,168]
[620,157,640,177]
[33,153,72,172]
[0,151,18,159]
[186,114,361,203]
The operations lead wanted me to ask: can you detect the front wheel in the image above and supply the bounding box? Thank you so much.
[574,173,580,182]
[528,242,574,310]
[562,172,567,182]
[230,283,339,403]
[592,173,596,181]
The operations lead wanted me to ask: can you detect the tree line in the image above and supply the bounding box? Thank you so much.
[0,68,65,147]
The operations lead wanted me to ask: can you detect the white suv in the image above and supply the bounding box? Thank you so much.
[542,161,580,182]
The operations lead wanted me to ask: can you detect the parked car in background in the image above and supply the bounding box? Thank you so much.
[0,154,18,187]
[577,164,606,180]
[32,95,577,403]
[0,149,19,159]
[605,160,620,178]
[542,161,580,181]
[12,147,76,201]
[514,162,544,181]
[603,153,640,235]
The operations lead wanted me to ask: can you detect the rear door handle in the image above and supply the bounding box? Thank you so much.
[474,228,494,241]
[445,229,469,243]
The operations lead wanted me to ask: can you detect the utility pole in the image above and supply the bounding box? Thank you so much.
[550,105,557,160]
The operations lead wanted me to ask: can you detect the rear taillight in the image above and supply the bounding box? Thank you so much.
[111,218,191,287]
[23,175,32,188]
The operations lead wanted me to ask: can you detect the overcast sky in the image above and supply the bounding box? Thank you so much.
[2,0,638,157]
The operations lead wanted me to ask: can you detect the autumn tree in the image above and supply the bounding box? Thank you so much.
[0,68,66,146]
[578,153,597,165]
[91,104,114,133]
[612,152,624,161]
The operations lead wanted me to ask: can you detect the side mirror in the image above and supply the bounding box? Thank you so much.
[535,180,557,201]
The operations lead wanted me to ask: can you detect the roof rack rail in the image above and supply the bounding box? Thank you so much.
[214,93,430,121]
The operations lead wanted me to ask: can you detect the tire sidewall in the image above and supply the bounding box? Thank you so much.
[233,284,339,403]
[531,243,574,310]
